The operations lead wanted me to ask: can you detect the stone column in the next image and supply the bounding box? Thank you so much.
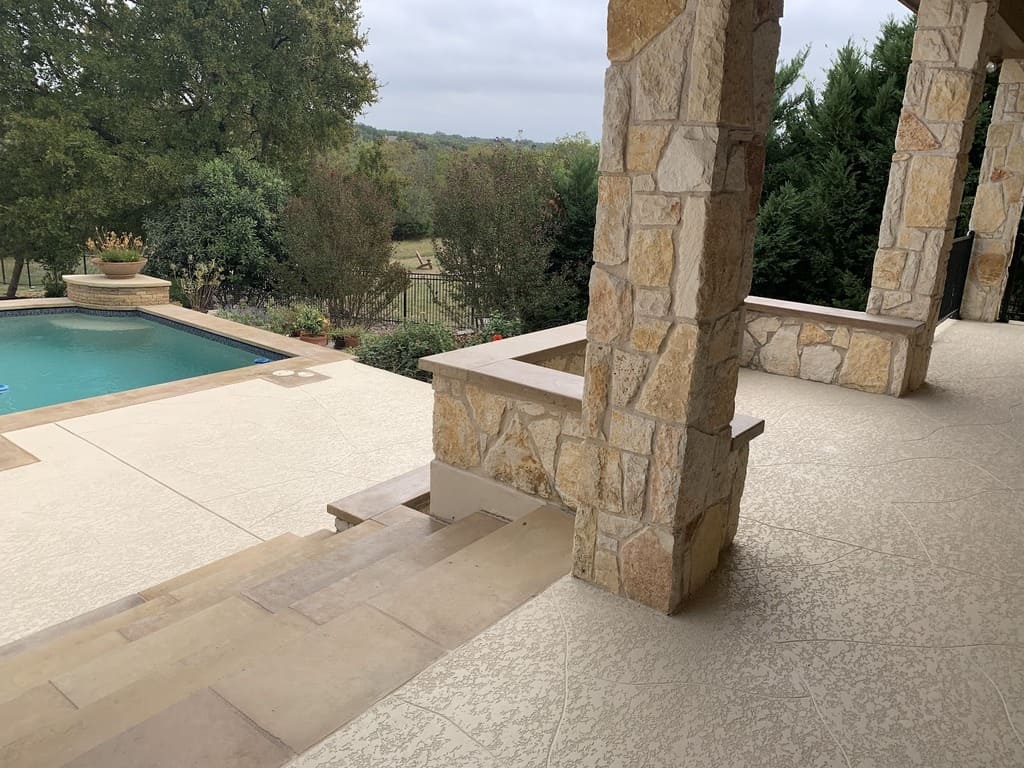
[867,0,999,390]
[573,0,782,614]
[962,59,1024,321]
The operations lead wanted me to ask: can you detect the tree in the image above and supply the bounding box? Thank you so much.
[547,135,600,325]
[145,153,290,303]
[433,144,574,331]
[754,19,915,309]
[279,164,408,325]
[1,0,377,297]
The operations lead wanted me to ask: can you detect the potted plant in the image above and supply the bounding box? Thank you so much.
[333,325,365,349]
[86,232,148,279]
[292,303,330,346]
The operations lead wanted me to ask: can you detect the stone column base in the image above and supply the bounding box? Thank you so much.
[64,274,171,310]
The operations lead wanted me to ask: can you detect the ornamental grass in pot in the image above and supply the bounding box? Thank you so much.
[86,232,148,279]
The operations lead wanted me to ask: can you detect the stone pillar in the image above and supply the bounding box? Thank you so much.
[962,59,1024,321]
[573,0,782,614]
[867,0,999,389]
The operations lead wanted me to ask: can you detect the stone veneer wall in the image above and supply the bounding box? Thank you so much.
[66,282,170,309]
[741,312,913,396]
[521,347,587,377]
[432,373,585,514]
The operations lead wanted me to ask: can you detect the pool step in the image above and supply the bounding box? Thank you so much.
[0,504,574,768]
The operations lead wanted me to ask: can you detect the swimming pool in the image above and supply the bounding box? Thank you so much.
[0,309,286,415]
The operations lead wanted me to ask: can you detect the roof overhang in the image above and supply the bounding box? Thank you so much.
[898,0,1024,60]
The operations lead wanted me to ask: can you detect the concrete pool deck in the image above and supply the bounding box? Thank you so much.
[0,358,434,646]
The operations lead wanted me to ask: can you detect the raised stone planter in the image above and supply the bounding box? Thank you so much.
[64,274,171,310]
[420,323,763,529]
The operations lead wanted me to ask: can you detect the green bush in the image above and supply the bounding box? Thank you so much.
[480,312,523,340]
[217,302,297,335]
[355,322,455,381]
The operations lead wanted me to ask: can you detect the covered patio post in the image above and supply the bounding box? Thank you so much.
[573,0,782,613]
[962,59,1024,321]
[866,0,1000,389]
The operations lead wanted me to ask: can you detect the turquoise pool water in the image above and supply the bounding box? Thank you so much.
[0,311,283,415]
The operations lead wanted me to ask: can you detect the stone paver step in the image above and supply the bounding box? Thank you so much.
[0,598,307,768]
[0,503,572,768]
[139,533,301,600]
[367,504,574,649]
[210,506,572,754]
[292,511,506,624]
[243,514,445,613]
[51,597,312,709]
[117,522,386,642]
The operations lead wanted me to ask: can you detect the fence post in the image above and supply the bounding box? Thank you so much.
[26,261,32,288]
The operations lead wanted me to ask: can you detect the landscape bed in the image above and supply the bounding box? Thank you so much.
[0,308,287,415]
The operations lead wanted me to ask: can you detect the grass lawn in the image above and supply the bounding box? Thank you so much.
[391,239,440,273]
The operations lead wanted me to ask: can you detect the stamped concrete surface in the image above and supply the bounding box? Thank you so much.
[290,321,1024,768]
[0,360,433,646]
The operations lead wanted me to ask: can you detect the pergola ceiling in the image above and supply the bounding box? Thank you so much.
[897,0,1024,59]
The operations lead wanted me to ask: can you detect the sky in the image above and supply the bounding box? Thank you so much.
[357,0,913,142]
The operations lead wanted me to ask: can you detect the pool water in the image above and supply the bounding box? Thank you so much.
[0,311,282,415]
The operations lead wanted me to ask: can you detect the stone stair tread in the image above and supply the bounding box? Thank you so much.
[0,598,308,768]
[0,593,146,661]
[293,512,506,625]
[52,597,311,709]
[213,603,443,753]
[304,529,336,541]
[327,464,431,526]
[243,515,445,613]
[367,504,574,649]
[63,688,292,768]
[117,522,388,643]
[139,533,300,600]
[0,601,174,707]
[0,683,77,750]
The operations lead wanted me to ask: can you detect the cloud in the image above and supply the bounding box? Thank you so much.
[358,0,912,141]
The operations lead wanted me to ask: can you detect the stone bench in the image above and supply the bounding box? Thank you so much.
[741,297,925,396]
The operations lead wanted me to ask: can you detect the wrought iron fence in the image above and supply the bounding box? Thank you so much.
[1,255,98,294]
[938,231,974,322]
[354,272,480,329]
[999,233,1024,322]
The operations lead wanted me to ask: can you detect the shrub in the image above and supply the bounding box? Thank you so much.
[355,322,455,381]
[145,153,289,303]
[280,164,409,325]
[480,312,523,340]
[218,302,297,335]
[292,303,329,336]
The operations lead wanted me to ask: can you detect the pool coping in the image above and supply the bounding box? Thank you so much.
[0,301,351,434]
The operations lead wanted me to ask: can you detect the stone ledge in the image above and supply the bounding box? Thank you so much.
[0,298,75,312]
[745,296,924,335]
[327,465,431,529]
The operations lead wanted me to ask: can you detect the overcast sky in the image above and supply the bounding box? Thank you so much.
[358,0,913,141]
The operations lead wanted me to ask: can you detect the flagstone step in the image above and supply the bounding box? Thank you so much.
[326,464,431,528]
[0,502,574,768]
[140,533,301,600]
[0,526,381,705]
[292,511,506,624]
[211,506,572,752]
[117,522,389,642]
[368,504,574,649]
[243,512,445,613]
[0,596,308,768]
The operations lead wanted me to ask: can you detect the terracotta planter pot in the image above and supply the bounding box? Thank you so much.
[299,334,328,346]
[92,257,147,279]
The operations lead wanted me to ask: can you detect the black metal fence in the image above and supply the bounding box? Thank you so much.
[360,272,479,329]
[1,255,96,292]
[999,233,1024,322]
[938,232,974,322]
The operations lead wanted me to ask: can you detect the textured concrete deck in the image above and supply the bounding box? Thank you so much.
[0,360,433,646]
[291,320,1024,768]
